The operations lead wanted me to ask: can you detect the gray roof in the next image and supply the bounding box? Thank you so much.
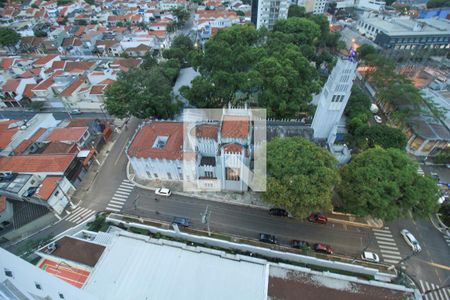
[409,115,450,141]
[362,17,450,36]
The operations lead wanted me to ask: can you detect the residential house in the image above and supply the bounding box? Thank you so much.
[123,43,152,57]
[0,77,37,107]
[44,127,91,148]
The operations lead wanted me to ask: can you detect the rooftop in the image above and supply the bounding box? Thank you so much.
[34,176,61,201]
[221,115,250,138]
[45,127,88,143]
[47,236,105,268]
[0,154,75,173]
[128,122,195,160]
[362,16,450,36]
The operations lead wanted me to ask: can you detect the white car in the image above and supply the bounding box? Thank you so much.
[400,229,422,252]
[155,188,171,197]
[374,115,382,124]
[361,251,380,263]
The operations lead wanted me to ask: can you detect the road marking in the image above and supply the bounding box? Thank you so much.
[419,280,426,292]
[123,179,131,183]
[120,182,135,187]
[444,289,450,300]
[373,228,391,233]
[66,208,89,221]
[118,187,133,192]
[380,254,402,260]
[374,236,395,242]
[114,190,131,196]
[377,244,399,250]
[107,203,122,208]
[112,196,127,201]
[438,288,445,300]
[376,240,397,246]
[114,139,128,166]
[110,200,125,205]
[383,259,399,264]
[73,210,96,224]
[373,231,394,238]
[379,249,401,255]
[106,207,120,212]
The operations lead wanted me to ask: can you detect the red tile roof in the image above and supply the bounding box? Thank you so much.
[98,78,115,85]
[45,60,66,74]
[35,176,62,200]
[1,58,15,70]
[128,122,195,160]
[30,127,47,141]
[0,120,19,149]
[191,124,218,141]
[2,79,20,92]
[223,143,242,153]
[90,85,106,95]
[41,142,78,154]
[221,116,249,138]
[33,71,63,91]
[0,154,75,173]
[64,61,95,73]
[19,68,41,78]
[23,84,37,98]
[45,127,88,143]
[13,139,34,154]
[0,196,6,213]
[33,54,59,66]
[59,76,87,97]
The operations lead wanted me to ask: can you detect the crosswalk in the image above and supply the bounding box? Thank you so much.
[372,227,403,265]
[65,206,97,224]
[443,234,450,248]
[106,179,134,212]
[419,280,450,300]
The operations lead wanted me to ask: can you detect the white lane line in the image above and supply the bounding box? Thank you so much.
[425,282,431,291]
[383,259,399,264]
[377,240,398,246]
[73,210,96,223]
[419,280,426,292]
[106,207,120,212]
[107,203,123,208]
[443,289,450,300]
[375,236,396,242]
[378,245,400,251]
[112,196,127,201]
[379,249,401,255]
[123,179,131,183]
[438,288,446,300]
[114,190,131,196]
[118,187,133,192]
[110,200,125,205]
[373,232,394,238]
[380,253,402,259]
[120,182,135,187]
[66,208,89,221]
[373,228,391,233]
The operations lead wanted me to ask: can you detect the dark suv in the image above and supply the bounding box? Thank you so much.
[291,240,310,249]
[259,233,278,244]
[172,217,191,227]
[269,208,289,217]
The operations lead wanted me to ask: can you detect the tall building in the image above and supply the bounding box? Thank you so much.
[251,0,289,29]
[303,0,328,14]
[312,58,357,139]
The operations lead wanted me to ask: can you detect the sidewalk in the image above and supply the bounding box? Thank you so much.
[327,211,384,229]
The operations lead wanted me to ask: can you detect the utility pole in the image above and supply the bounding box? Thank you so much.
[201,205,211,237]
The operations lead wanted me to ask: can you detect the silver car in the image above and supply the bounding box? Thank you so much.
[400,229,422,252]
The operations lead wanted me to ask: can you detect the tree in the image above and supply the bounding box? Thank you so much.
[163,35,194,64]
[264,137,340,218]
[31,3,39,8]
[29,101,45,111]
[34,30,47,37]
[171,8,190,28]
[339,147,440,221]
[287,5,306,18]
[427,0,450,8]
[344,86,372,124]
[84,0,95,4]
[272,18,321,45]
[104,67,181,119]
[235,10,245,16]
[56,0,71,5]
[0,28,20,47]
[356,44,377,60]
[75,19,87,25]
[433,149,450,164]
[354,125,408,150]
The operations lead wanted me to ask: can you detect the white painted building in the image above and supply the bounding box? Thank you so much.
[253,0,289,29]
[0,247,97,300]
[303,0,328,14]
[127,107,254,192]
[312,58,357,139]
[357,0,385,12]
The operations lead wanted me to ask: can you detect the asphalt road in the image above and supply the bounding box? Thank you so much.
[0,110,109,121]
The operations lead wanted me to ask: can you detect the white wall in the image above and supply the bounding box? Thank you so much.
[0,247,98,300]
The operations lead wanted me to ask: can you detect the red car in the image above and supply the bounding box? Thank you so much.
[308,213,328,224]
[313,243,334,255]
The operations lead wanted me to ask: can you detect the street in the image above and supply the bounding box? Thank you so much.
[0,110,109,121]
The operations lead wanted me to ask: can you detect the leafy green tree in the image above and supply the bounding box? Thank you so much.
[354,125,407,150]
[433,149,450,164]
[235,10,245,16]
[264,137,340,218]
[163,35,194,64]
[356,44,377,60]
[31,3,39,8]
[339,147,440,221]
[141,52,158,70]
[75,19,87,25]
[171,8,190,28]
[56,0,71,5]
[29,101,45,111]
[427,0,450,8]
[104,67,180,119]
[345,86,371,121]
[272,17,321,45]
[84,0,95,4]
[0,28,20,47]
[34,30,47,37]
[287,5,306,18]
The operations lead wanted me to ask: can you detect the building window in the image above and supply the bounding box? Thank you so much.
[205,171,214,178]
[226,167,240,181]
[4,269,12,277]
[146,171,151,178]
[54,190,59,197]
[167,173,172,180]
[35,282,42,290]
[59,293,65,299]
[153,173,158,178]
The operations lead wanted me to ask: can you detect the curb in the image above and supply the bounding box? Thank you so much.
[327,217,383,229]
[126,161,270,210]
[429,213,450,236]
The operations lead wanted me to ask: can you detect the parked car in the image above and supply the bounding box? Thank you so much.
[361,251,380,263]
[172,217,191,227]
[0,172,14,180]
[308,213,328,224]
[374,115,382,124]
[70,109,81,115]
[155,188,172,196]
[400,229,422,252]
[430,172,440,181]
[313,243,334,255]
[269,208,289,217]
[291,240,310,249]
[259,233,278,244]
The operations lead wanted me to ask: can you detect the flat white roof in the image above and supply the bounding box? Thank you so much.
[83,235,267,300]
